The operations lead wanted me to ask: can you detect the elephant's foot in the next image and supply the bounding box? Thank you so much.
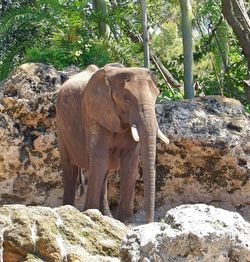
[117,209,134,225]
[100,202,113,218]
[102,208,113,218]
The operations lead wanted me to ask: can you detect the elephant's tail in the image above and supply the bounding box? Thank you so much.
[78,168,86,196]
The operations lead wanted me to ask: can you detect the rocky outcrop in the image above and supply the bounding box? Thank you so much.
[0,63,249,221]
[0,63,82,208]
[0,205,129,262]
[153,96,250,221]
[120,204,250,262]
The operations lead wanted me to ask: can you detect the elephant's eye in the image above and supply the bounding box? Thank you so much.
[123,95,131,103]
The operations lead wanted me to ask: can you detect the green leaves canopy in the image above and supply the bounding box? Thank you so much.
[0,0,249,110]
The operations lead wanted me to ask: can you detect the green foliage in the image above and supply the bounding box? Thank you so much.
[192,0,249,105]
[24,46,72,69]
[0,0,249,108]
[0,0,142,79]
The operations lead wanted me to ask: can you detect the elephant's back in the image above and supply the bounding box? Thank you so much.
[59,65,99,92]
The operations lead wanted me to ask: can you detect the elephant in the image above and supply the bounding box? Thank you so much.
[56,63,169,223]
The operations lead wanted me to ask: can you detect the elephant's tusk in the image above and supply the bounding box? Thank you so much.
[131,125,140,142]
[157,128,170,144]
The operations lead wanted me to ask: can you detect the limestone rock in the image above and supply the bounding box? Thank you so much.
[152,96,250,221]
[120,204,250,262]
[0,205,129,262]
[0,63,79,207]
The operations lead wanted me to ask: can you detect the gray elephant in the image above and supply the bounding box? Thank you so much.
[56,64,169,223]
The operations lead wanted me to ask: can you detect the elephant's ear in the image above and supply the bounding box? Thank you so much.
[148,70,160,97]
[84,68,121,133]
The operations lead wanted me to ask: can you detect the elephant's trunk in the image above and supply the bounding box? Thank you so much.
[138,105,157,223]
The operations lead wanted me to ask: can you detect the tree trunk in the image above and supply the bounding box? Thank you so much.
[141,0,150,68]
[213,20,230,95]
[93,0,110,37]
[179,0,194,99]
[222,0,250,103]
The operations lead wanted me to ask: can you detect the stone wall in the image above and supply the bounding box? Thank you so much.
[0,63,249,221]
[121,204,250,261]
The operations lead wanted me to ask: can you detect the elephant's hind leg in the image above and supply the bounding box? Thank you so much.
[59,138,79,206]
[63,163,79,205]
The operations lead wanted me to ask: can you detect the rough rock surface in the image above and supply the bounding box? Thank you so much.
[120,204,250,262]
[0,205,129,262]
[0,63,249,221]
[0,63,81,207]
[153,96,250,221]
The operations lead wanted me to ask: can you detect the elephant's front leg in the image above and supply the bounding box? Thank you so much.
[100,173,112,217]
[84,127,109,211]
[118,142,139,223]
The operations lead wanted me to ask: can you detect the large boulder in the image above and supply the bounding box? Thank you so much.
[153,96,250,220]
[0,205,129,262]
[0,63,81,207]
[120,204,250,262]
[0,63,249,221]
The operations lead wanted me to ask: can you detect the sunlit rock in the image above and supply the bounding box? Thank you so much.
[120,204,250,261]
[0,205,129,262]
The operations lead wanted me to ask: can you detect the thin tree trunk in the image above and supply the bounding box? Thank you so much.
[93,0,110,37]
[179,0,194,99]
[150,50,182,89]
[141,0,150,68]
[213,20,230,96]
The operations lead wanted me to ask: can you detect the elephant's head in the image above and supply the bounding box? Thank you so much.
[84,65,169,223]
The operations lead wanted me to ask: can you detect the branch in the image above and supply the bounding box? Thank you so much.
[150,50,182,89]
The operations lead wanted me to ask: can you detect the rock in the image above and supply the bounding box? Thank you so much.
[0,63,82,208]
[0,205,129,262]
[120,204,250,262]
[152,96,250,221]
[0,63,249,222]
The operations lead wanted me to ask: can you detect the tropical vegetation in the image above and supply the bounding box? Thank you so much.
[0,0,249,111]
